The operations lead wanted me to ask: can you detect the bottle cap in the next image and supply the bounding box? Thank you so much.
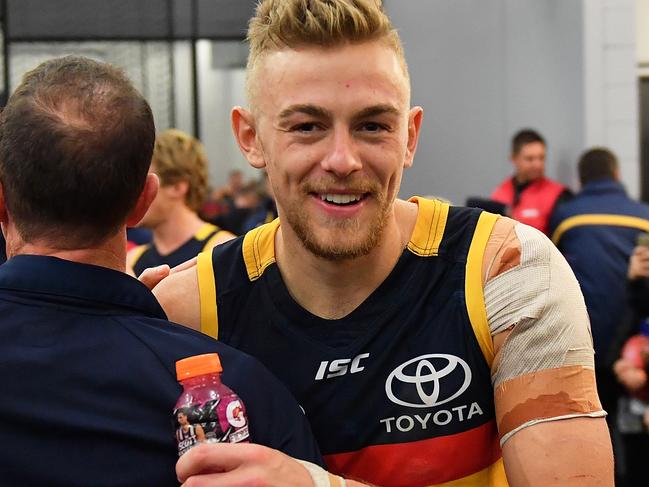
[176,353,223,381]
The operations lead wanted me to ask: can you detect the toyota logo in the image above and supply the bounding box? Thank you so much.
[385,354,472,408]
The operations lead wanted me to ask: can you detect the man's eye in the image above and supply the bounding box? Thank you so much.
[293,123,319,133]
[361,122,385,132]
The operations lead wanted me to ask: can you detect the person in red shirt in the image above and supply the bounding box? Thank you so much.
[491,129,572,235]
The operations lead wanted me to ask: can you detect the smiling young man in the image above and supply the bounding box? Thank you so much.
[152,1,613,486]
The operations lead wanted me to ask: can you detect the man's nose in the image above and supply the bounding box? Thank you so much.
[320,127,362,177]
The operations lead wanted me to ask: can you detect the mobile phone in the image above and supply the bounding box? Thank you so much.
[637,232,649,249]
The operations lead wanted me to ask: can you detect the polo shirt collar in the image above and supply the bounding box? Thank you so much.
[581,178,626,195]
[0,255,167,319]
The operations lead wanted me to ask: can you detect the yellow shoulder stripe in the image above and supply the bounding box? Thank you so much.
[465,211,500,367]
[194,222,218,241]
[432,457,507,486]
[128,244,150,270]
[197,250,218,339]
[407,197,450,257]
[243,219,280,281]
[202,229,232,252]
[552,214,649,245]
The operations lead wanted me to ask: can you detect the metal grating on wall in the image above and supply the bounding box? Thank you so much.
[5,0,256,41]
[1,0,257,137]
[9,42,175,130]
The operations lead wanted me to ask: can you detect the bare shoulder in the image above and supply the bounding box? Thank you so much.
[482,216,520,282]
[153,264,201,332]
[208,230,236,249]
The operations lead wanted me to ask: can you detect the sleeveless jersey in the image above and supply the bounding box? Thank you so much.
[176,424,196,442]
[131,223,226,276]
[196,198,507,487]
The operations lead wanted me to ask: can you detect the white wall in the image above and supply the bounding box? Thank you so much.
[385,0,585,204]
[584,0,639,196]
[195,41,257,189]
[638,0,649,74]
[180,2,640,196]
[10,41,176,131]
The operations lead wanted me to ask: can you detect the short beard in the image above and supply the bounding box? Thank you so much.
[283,180,391,261]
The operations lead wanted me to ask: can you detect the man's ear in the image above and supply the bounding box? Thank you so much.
[127,173,159,227]
[168,180,189,200]
[0,182,8,227]
[232,107,266,169]
[404,106,424,169]
[0,182,9,242]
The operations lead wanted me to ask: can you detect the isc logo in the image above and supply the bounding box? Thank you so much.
[315,353,370,380]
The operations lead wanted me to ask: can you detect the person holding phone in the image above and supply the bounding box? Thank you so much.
[611,234,649,486]
[627,236,649,316]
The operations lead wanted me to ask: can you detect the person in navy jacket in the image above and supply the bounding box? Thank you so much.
[550,147,649,432]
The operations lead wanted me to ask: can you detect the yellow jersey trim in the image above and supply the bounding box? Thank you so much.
[128,244,150,271]
[202,229,232,252]
[243,219,280,281]
[407,197,450,257]
[465,211,499,367]
[551,214,649,245]
[432,458,507,486]
[194,222,218,241]
[197,250,219,339]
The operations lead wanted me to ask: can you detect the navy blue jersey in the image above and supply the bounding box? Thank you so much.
[195,198,507,487]
[0,255,322,486]
[131,223,228,276]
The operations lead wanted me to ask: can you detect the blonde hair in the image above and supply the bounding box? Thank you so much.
[245,0,407,106]
[152,129,209,212]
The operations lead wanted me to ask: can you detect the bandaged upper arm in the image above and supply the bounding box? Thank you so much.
[483,222,605,446]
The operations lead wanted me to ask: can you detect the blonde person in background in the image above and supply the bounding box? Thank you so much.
[144,1,613,485]
[128,129,234,276]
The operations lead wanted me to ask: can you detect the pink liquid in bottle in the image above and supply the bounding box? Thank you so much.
[174,353,249,456]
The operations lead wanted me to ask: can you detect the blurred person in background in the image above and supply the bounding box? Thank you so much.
[213,174,277,235]
[550,148,649,415]
[492,129,571,235]
[128,129,234,276]
[627,243,649,318]
[240,182,278,234]
[550,148,649,485]
[201,168,247,221]
[611,242,649,486]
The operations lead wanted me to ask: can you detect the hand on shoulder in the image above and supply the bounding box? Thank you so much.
[141,258,201,332]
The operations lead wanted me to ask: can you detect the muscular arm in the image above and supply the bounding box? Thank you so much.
[502,418,612,486]
[195,424,206,442]
[484,218,613,486]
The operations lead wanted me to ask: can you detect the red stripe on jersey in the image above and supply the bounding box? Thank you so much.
[323,420,502,487]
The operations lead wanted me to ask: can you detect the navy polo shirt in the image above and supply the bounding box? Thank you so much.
[0,255,322,486]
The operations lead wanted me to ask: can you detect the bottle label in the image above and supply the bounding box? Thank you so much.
[174,396,249,456]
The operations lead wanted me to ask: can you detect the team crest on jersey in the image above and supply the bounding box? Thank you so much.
[385,354,472,408]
